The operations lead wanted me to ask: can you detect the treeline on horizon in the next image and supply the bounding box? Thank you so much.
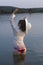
[0,6,43,14]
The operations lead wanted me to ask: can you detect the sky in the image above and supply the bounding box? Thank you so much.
[0,0,43,8]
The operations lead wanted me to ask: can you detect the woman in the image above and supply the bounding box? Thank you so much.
[10,9,32,55]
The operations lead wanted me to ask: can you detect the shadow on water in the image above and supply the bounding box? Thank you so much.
[13,54,26,65]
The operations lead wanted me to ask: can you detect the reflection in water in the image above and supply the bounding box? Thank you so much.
[13,54,26,65]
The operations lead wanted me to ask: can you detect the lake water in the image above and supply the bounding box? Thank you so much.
[0,13,43,65]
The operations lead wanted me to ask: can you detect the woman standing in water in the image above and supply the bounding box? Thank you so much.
[10,9,32,55]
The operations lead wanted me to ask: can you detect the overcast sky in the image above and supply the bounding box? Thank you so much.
[0,0,43,8]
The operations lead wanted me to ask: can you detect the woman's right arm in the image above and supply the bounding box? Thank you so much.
[10,13,17,33]
[10,9,19,33]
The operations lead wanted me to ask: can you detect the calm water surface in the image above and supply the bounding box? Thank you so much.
[0,13,43,65]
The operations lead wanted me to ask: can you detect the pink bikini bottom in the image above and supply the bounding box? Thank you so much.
[14,47,25,53]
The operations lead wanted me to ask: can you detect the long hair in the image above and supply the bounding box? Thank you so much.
[18,19,26,32]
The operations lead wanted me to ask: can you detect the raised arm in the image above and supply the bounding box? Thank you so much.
[10,13,16,31]
[10,9,19,33]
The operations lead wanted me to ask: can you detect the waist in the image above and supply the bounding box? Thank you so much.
[14,37,23,42]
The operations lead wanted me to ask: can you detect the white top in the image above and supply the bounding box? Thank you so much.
[10,14,31,49]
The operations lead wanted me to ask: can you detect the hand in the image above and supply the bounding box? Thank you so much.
[13,8,19,14]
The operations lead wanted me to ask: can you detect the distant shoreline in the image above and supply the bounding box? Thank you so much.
[0,6,43,14]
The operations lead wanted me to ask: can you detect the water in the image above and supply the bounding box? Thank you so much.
[0,13,43,65]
